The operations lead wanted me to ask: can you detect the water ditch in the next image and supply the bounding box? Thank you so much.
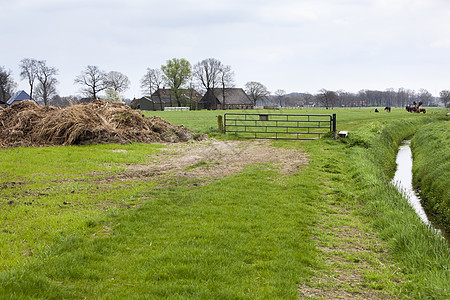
[391,140,445,239]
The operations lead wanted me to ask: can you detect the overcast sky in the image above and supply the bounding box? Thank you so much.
[2,0,449,98]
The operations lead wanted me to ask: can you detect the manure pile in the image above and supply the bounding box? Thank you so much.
[0,100,204,148]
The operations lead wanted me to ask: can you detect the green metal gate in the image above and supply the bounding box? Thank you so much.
[224,113,336,140]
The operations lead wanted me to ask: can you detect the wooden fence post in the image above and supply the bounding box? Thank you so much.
[217,115,224,133]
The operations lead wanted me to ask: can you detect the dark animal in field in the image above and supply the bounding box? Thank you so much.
[406,101,426,113]
[375,108,379,112]
[384,106,391,112]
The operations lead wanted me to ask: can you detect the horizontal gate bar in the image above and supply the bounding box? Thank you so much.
[223,113,335,140]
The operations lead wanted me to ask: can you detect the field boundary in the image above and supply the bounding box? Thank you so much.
[224,113,336,140]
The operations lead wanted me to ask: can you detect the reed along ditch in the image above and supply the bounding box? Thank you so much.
[391,140,447,241]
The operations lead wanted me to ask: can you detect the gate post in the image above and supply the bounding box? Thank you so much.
[218,115,224,133]
[332,114,336,133]
[332,114,337,140]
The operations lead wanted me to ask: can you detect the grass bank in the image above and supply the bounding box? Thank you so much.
[340,115,449,298]
[411,118,450,236]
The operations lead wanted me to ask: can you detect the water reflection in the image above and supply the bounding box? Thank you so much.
[391,141,431,225]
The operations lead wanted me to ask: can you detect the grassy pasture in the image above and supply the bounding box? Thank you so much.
[0,143,164,270]
[144,107,444,133]
[0,107,448,298]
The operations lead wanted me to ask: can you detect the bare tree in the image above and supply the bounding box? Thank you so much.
[35,60,58,106]
[0,66,17,104]
[140,68,163,96]
[440,90,450,108]
[396,88,414,108]
[339,91,359,107]
[219,64,234,109]
[336,90,348,107]
[19,58,39,100]
[193,58,222,109]
[316,89,338,109]
[244,81,270,106]
[74,65,108,99]
[385,88,396,107]
[140,68,164,108]
[417,89,433,106]
[357,90,367,107]
[105,71,130,93]
[275,89,286,107]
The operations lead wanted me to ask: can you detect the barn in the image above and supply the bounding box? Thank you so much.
[131,88,202,111]
[130,96,161,111]
[198,88,253,110]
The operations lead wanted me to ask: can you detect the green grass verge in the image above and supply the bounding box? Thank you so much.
[411,118,450,236]
[0,143,164,271]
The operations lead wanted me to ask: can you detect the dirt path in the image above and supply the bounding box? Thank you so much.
[119,139,309,182]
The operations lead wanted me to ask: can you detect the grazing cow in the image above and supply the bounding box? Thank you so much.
[375,108,379,112]
[384,106,391,112]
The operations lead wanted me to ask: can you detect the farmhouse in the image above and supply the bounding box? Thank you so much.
[198,88,253,110]
[131,88,202,111]
[7,90,35,106]
[130,96,157,111]
[303,101,315,108]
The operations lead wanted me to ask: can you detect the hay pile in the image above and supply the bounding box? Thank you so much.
[0,100,205,148]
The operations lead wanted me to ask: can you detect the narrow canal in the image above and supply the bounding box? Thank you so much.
[391,140,431,225]
[391,140,448,241]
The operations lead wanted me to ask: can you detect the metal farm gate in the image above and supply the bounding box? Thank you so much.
[224,113,336,140]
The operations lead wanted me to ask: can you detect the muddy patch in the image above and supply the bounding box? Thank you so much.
[119,140,309,182]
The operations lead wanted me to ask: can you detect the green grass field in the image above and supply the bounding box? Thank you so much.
[0,107,448,299]
[144,107,445,133]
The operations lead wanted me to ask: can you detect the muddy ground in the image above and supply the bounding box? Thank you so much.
[112,139,309,183]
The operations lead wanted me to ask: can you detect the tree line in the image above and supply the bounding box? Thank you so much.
[310,88,447,109]
[1,58,449,108]
[265,88,448,109]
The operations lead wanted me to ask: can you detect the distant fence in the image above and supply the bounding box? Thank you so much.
[164,107,190,111]
[224,113,336,140]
